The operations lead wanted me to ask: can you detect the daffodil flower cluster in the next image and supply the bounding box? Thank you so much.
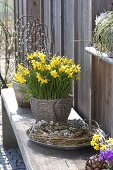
[14,64,29,84]
[14,51,81,99]
[90,133,113,151]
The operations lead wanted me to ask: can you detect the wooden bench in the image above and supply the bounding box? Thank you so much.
[1,88,95,170]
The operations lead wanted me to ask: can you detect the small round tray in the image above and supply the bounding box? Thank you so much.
[26,129,90,150]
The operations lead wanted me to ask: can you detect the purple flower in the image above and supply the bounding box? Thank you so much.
[99,150,113,161]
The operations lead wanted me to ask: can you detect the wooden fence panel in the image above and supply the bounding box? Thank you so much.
[63,0,74,58]
[52,0,62,55]
[27,0,40,20]
[43,0,62,55]
[14,0,19,19]
[18,0,23,18]
[92,0,113,136]
[75,0,92,119]
[43,0,51,53]
[23,0,27,17]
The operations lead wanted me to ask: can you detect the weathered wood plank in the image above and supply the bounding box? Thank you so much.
[27,0,40,20]
[74,0,92,119]
[43,0,51,53]
[52,0,62,55]
[64,0,74,58]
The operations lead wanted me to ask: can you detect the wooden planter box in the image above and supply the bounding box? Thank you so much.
[85,46,113,136]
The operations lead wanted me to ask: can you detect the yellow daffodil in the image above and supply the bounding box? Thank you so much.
[38,52,46,62]
[36,73,48,84]
[26,53,34,60]
[50,57,60,67]
[15,74,26,84]
[50,70,59,78]
[76,77,80,80]
[61,57,69,64]
[23,68,29,75]
[14,51,81,99]
[45,64,51,70]
[17,64,23,71]
[40,79,48,84]
[31,60,37,70]
[69,59,73,64]
[36,73,42,82]
[33,51,39,57]
[59,66,66,72]
[65,68,71,75]
[76,65,81,72]
[68,73,73,78]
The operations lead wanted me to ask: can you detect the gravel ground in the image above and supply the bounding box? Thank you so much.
[0,96,26,170]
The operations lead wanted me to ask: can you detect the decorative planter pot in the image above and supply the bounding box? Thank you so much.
[30,97,73,124]
[13,82,30,108]
[85,46,113,65]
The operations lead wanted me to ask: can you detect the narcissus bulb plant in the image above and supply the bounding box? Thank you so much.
[14,51,81,99]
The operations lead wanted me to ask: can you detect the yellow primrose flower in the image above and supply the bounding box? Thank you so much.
[23,68,29,75]
[38,52,46,62]
[50,70,59,78]
[92,134,100,141]
[100,144,106,150]
[109,138,113,144]
[15,74,26,84]
[94,143,100,150]
[90,140,96,146]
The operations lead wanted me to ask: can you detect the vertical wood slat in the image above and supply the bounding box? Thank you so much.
[43,0,51,53]
[27,0,40,20]
[52,0,62,55]
[18,0,23,18]
[64,0,74,58]
[43,0,62,55]
[75,0,92,119]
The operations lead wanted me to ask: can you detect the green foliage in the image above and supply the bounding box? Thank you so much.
[14,52,81,99]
